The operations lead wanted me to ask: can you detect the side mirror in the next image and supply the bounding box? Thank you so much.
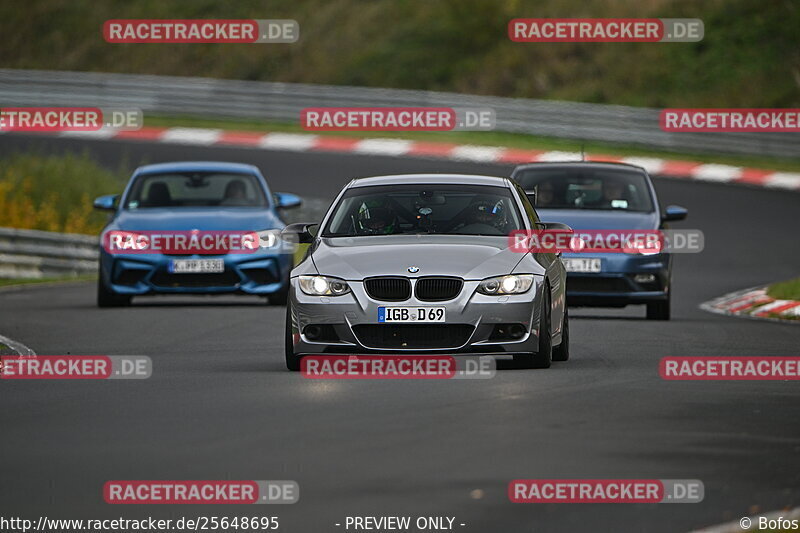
[274,192,302,209]
[540,222,572,231]
[537,222,572,257]
[282,222,317,244]
[93,194,118,211]
[662,205,688,222]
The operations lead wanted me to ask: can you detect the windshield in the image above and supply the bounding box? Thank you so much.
[124,172,267,208]
[514,167,655,212]
[322,184,524,237]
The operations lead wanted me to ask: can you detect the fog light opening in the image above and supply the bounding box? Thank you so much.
[302,324,340,342]
[304,325,322,340]
[489,323,527,341]
[508,324,526,339]
[634,273,656,284]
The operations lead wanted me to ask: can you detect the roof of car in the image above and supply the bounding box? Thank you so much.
[134,161,261,175]
[512,161,647,173]
[349,174,510,188]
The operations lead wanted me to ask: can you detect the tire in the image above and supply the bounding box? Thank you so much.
[285,302,302,371]
[514,284,552,369]
[96,277,131,308]
[552,305,569,362]
[646,295,670,320]
[268,285,289,305]
[267,272,290,305]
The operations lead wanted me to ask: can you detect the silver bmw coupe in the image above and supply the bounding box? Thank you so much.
[282,174,569,371]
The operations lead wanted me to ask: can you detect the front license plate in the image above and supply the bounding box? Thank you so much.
[169,259,224,274]
[563,258,602,273]
[378,307,446,323]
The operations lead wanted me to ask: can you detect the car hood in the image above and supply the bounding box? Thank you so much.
[536,209,659,230]
[311,235,525,280]
[110,208,281,232]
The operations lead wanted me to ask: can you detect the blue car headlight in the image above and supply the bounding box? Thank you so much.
[257,229,282,249]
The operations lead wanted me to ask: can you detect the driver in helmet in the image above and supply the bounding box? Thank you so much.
[456,199,507,234]
[356,202,397,235]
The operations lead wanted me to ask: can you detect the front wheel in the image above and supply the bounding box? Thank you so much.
[96,277,131,308]
[514,285,552,369]
[267,271,290,305]
[552,305,569,362]
[284,302,302,371]
[646,295,670,320]
[268,285,289,305]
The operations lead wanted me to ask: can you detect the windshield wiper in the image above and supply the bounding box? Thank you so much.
[393,230,431,235]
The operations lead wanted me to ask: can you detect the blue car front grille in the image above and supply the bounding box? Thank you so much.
[567,276,633,293]
[150,270,241,288]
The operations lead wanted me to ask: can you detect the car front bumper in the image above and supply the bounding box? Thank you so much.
[100,250,291,295]
[288,276,546,355]
[563,252,671,306]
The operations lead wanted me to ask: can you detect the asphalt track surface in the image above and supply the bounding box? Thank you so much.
[1,134,799,533]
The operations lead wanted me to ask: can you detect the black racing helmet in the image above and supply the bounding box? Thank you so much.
[356,202,397,235]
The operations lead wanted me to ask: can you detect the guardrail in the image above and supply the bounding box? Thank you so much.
[0,227,98,279]
[0,199,331,279]
[0,69,796,158]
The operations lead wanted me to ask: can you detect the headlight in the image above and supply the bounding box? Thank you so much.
[257,229,282,249]
[477,274,534,295]
[298,275,351,296]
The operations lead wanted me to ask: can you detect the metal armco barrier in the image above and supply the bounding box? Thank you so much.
[0,200,330,279]
[0,69,796,158]
[0,227,98,279]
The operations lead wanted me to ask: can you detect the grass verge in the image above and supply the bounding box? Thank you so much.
[766,277,800,301]
[0,274,97,288]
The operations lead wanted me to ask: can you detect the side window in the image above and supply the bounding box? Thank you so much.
[514,183,540,227]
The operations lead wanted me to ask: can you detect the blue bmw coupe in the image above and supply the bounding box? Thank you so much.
[511,161,687,320]
[94,161,301,307]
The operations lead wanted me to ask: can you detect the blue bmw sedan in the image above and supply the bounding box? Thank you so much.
[94,161,301,307]
[511,161,687,320]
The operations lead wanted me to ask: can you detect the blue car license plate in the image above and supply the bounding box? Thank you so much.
[168,259,224,274]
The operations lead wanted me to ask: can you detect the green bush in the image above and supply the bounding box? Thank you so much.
[0,152,125,234]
